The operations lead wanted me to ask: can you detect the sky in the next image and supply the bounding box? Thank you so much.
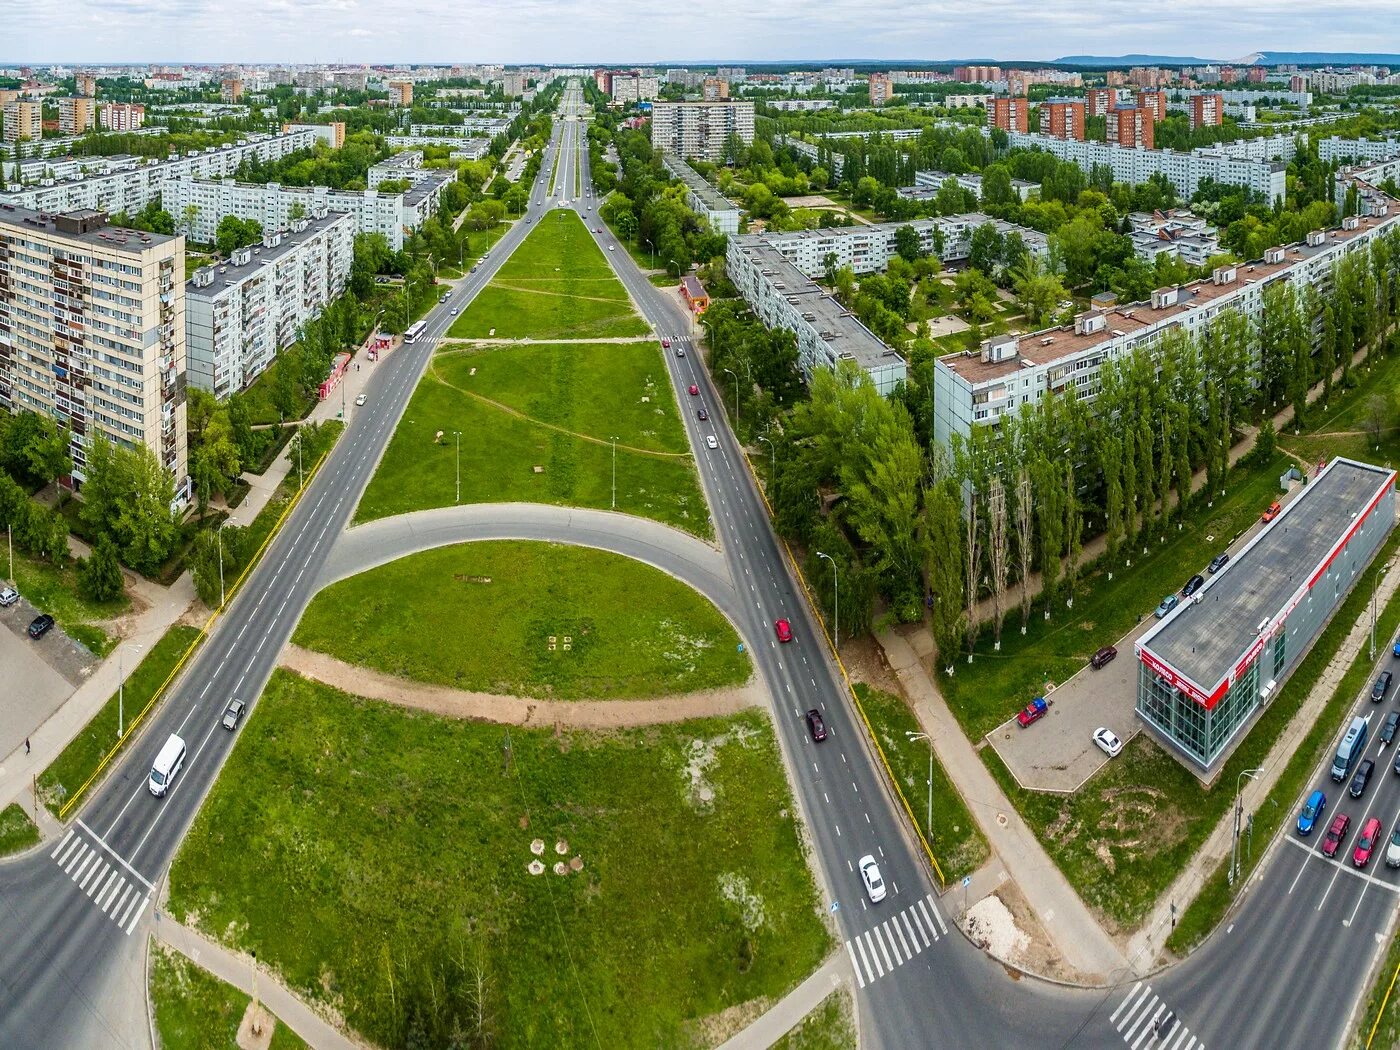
[5,0,1393,66]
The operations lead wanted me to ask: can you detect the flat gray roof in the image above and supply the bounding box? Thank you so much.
[0,202,177,250]
[1140,458,1395,697]
[187,210,350,295]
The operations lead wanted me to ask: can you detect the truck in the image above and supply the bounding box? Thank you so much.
[1016,697,1049,728]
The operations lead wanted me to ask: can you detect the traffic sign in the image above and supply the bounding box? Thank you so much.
[962,876,972,888]
[830,900,840,913]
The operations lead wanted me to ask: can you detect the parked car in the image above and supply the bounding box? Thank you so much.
[221,699,245,731]
[1321,813,1351,857]
[1155,595,1180,619]
[1090,645,1117,670]
[1351,758,1376,798]
[1262,500,1282,523]
[806,709,827,742]
[1355,817,1384,868]
[706,435,718,450]
[0,585,18,607]
[355,393,367,407]
[1182,574,1205,598]
[1297,789,1327,835]
[1382,711,1400,746]
[697,408,708,421]
[1373,671,1394,703]
[1093,727,1123,758]
[859,854,887,903]
[1016,696,1049,728]
[1387,822,1400,868]
[1209,552,1230,574]
[688,384,699,396]
[27,614,54,639]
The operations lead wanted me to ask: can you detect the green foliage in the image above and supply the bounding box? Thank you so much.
[151,945,308,1050]
[215,215,262,256]
[78,535,124,603]
[0,804,39,857]
[79,437,178,576]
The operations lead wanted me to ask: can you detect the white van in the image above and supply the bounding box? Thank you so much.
[149,734,186,797]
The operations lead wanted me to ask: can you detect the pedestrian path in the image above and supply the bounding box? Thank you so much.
[844,892,948,988]
[1110,982,1203,1050]
[49,820,153,936]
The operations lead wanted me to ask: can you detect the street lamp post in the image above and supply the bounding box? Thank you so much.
[722,367,739,428]
[118,644,143,740]
[644,238,655,267]
[756,434,775,478]
[816,551,839,650]
[1230,767,1263,886]
[610,437,618,509]
[906,731,934,833]
[454,431,461,504]
[217,520,226,608]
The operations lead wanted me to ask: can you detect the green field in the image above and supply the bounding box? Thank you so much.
[169,671,832,1049]
[0,804,39,857]
[295,541,749,700]
[5,542,125,657]
[151,945,307,1050]
[772,989,856,1050]
[355,342,710,535]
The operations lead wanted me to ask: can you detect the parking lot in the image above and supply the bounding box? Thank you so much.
[0,599,83,760]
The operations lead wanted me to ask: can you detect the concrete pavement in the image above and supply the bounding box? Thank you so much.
[716,953,852,1050]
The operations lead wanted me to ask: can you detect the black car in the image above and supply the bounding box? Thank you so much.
[805,708,828,742]
[27,614,54,639]
[1373,671,1394,703]
[697,407,708,421]
[1090,645,1118,670]
[1209,552,1230,574]
[1383,710,1400,746]
[1182,574,1206,598]
[1351,758,1376,798]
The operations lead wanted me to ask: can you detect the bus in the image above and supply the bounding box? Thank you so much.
[403,320,428,344]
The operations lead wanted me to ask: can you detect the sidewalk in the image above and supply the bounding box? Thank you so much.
[154,917,371,1050]
[716,953,850,1050]
[1127,534,1400,969]
[876,628,1131,981]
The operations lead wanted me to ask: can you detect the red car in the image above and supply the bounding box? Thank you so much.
[774,618,793,642]
[1261,500,1282,523]
[1321,813,1351,858]
[1016,697,1049,728]
[805,708,827,742]
[661,338,671,348]
[1354,817,1383,868]
[688,384,699,396]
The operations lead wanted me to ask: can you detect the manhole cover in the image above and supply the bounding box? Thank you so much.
[996,813,1009,828]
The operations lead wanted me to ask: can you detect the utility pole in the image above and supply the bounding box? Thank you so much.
[722,368,739,428]
[757,434,775,478]
[1230,767,1262,885]
[906,731,934,832]
[610,437,618,510]
[454,431,461,503]
[817,551,839,650]
[118,644,142,739]
[217,520,226,608]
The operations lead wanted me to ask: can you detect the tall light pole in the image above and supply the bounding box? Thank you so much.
[217,520,226,608]
[816,550,839,650]
[118,644,143,739]
[756,434,775,477]
[644,238,655,267]
[1230,767,1263,886]
[906,731,934,833]
[722,367,739,428]
[610,436,618,509]
[1370,567,1382,660]
[454,430,461,503]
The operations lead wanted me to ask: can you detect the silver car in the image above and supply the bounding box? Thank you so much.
[0,586,18,607]
[221,699,246,731]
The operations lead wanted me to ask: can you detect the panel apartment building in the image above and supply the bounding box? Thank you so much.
[661,153,740,235]
[649,101,755,163]
[186,209,354,397]
[933,204,1400,447]
[0,206,187,488]
[3,100,42,143]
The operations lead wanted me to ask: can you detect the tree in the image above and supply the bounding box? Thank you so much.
[893,224,924,264]
[1013,467,1034,632]
[987,474,1009,647]
[968,222,1004,276]
[24,416,72,487]
[216,215,262,256]
[842,406,925,619]
[1032,457,1064,611]
[962,481,982,657]
[924,479,965,661]
[822,252,839,287]
[78,535,124,602]
[1011,255,1069,328]
[1364,394,1391,450]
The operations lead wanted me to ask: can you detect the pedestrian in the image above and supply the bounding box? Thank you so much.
[24,737,30,755]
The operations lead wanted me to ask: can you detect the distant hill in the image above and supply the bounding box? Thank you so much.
[1055,54,1222,66]
[1256,51,1400,65]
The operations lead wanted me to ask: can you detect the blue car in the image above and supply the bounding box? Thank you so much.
[1298,789,1327,836]
[1394,635,1400,658]
[1155,594,1180,619]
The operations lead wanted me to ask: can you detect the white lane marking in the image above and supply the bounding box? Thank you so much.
[927,894,948,936]
[79,856,107,893]
[53,834,81,868]
[70,849,97,883]
[872,923,894,971]
[862,931,884,977]
[50,829,74,861]
[1111,982,1143,1024]
[96,871,124,911]
[899,910,920,954]
[1130,1004,1165,1050]
[124,893,151,935]
[1118,985,1153,1034]
[909,904,932,947]
[882,920,903,965]
[61,840,90,874]
[110,884,135,923]
[845,940,866,988]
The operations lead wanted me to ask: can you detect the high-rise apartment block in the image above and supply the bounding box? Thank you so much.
[220,78,243,103]
[99,103,145,131]
[1136,89,1168,122]
[1039,98,1085,141]
[1130,66,1172,88]
[701,77,729,100]
[185,209,354,397]
[3,101,42,143]
[387,80,413,106]
[649,100,755,163]
[58,96,95,136]
[1189,92,1224,129]
[1086,88,1117,117]
[1107,106,1154,149]
[501,72,527,97]
[610,74,659,103]
[868,73,894,106]
[985,96,1028,133]
[0,207,187,488]
[281,121,345,149]
[955,65,1002,83]
[74,74,97,98]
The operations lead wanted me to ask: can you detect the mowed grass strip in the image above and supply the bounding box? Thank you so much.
[168,671,832,1049]
[434,340,690,454]
[0,804,39,857]
[355,346,710,536]
[151,945,307,1050]
[294,541,749,699]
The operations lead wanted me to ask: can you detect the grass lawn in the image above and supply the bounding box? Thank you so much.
[38,625,203,817]
[0,804,39,857]
[237,355,316,426]
[852,684,988,882]
[355,344,710,536]
[295,541,748,700]
[168,671,832,1049]
[1355,930,1400,1050]
[151,945,307,1050]
[1280,350,1400,468]
[772,989,856,1050]
[6,543,124,657]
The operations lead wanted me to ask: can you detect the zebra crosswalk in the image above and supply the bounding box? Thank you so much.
[50,822,154,937]
[1110,982,1203,1050]
[844,892,948,988]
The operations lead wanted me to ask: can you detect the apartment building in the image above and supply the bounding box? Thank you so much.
[220,78,243,103]
[1086,88,1117,117]
[955,65,1003,83]
[74,74,96,98]
[1127,208,1221,264]
[1137,89,1168,122]
[985,96,1028,133]
[185,209,354,397]
[0,205,187,489]
[1317,135,1400,165]
[385,134,490,159]
[701,78,729,101]
[0,129,320,216]
[367,150,423,189]
[58,97,95,136]
[0,90,19,111]
[661,153,740,235]
[1107,106,1154,149]
[100,103,144,131]
[1130,67,1173,88]
[1189,92,1224,129]
[933,204,1400,447]
[501,72,528,98]
[766,99,836,112]
[869,73,894,106]
[610,74,660,103]
[3,100,42,143]
[387,80,414,107]
[910,168,1039,201]
[649,100,755,163]
[411,117,512,137]
[1039,98,1085,141]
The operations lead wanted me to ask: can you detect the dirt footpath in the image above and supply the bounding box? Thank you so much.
[280,644,767,728]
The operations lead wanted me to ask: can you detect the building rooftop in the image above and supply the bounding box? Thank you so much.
[939,206,1398,387]
[0,202,177,250]
[187,210,350,295]
[661,152,738,214]
[403,168,454,207]
[1139,458,1396,704]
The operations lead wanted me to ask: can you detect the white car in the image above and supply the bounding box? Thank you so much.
[706,435,718,450]
[1093,727,1123,758]
[0,586,18,607]
[1386,822,1400,868]
[355,393,367,407]
[607,245,615,252]
[859,855,886,903]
